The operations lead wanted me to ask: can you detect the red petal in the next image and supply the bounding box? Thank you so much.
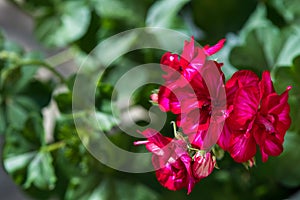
[217,122,232,151]
[232,86,260,127]
[189,130,206,149]
[276,104,291,136]
[229,131,257,163]
[161,52,180,71]
[203,38,226,56]
[202,114,226,150]
[200,60,226,102]
[191,47,206,65]
[259,71,275,100]
[259,134,283,162]
[141,129,172,154]
[264,135,283,156]
[226,70,259,106]
[181,36,195,62]
[158,86,172,112]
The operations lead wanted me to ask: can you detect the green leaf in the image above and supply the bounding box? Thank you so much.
[113,179,159,200]
[92,0,147,26]
[65,177,159,200]
[1,51,42,94]
[230,4,300,74]
[0,105,6,134]
[54,116,98,178]
[2,79,52,132]
[0,29,4,48]
[64,174,101,200]
[275,26,300,67]
[273,55,300,132]
[3,115,56,190]
[229,24,292,73]
[24,151,56,190]
[267,0,300,24]
[3,114,45,156]
[12,52,43,92]
[54,92,72,114]
[21,79,53,109]
[2,66,22,93]
[3,40,24,54]
[4,151,36,175]
[35,1,91,47]
[191,0,257,42]
[275,131,300,187]
[8,0,53,17]
[15,96,39,111]
[146,0,190,28]
[6,99,28,130]
[94,112,118,132]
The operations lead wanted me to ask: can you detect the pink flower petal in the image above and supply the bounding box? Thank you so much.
[232,86,260,127]
[203,38,226,56]
[181,36,195,62]
[225,70,259,105]
[217,123,232,151]
[264,135,283,156]
[229,131,257,163]
[259,71,275,100]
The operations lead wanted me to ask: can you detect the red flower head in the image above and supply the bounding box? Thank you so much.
[134,128,198,194]
[157,37,225,116]
[218,70,291,163]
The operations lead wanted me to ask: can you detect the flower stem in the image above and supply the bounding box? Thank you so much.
[20,60,68,85]
[41,141,65,152]
[0,50,68,85]
[45,49,73,67]
[171,121,178,138]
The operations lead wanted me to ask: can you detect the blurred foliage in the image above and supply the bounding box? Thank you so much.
[1,0,300,199]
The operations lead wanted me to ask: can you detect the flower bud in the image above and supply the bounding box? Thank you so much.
[192,151,216,179]
[150,93,158,104]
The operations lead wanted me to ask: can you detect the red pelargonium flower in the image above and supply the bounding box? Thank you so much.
[134,128,198,194]
[192,151,216,179]
[160,37,225,88]
[255,72,291,162]
[157,37,225,114]
[156,60,226,150]
[175,60,226,149]
[218,70,291,163]
[158,59,225,111]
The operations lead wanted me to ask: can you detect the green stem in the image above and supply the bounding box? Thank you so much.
[45,49,73,67]
[1,50,68,85]
[189,147,201,152]
[171,121,178,138]
[41,141,65,152]
[171,121,192,145]
[63,110,90,119]
[20,60,68,85]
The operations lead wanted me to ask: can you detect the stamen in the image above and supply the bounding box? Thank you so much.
[171,121,178,138]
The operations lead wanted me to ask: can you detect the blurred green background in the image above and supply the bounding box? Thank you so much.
[0,0,300,199]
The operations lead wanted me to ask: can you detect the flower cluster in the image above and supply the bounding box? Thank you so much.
[134,37,291,194]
